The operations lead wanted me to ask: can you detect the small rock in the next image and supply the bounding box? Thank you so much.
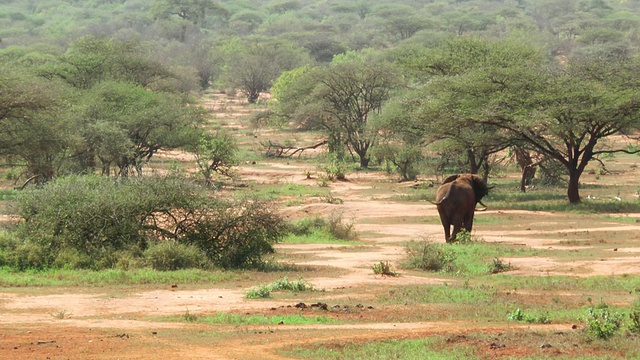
[541,344,552,349]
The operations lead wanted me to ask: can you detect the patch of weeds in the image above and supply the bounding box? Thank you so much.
[372,261,398,276]
[507,308,551,324]
[585,305,623,340]
[316,174,330,187]
[320,194,343,204]
[269,277,315,292]
[182,309,198,322]
[284,216,359,244]
[454,230,481,244]
[245,277,316,299]
[327,211,357,240]
[628,308,640,334]
[245,285,271,299]
[487,258,511,274]
[51,310,70,319]
[402,240,457,273]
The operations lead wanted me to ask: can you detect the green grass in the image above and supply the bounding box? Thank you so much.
[282,229,360,245]
[283,337,477,360]
[0,267,235,287]
[245,276,317,298]
[244,183,328,201]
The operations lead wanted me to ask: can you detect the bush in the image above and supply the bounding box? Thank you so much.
[327,211,357,240]
[288,217,327,236]
[182,197,288,269]
[402,240,457,272]
[10,175,286,270]
[144,241,209,271]
[585,306,623,340]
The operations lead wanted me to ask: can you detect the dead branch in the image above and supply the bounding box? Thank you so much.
[261,140,327,158]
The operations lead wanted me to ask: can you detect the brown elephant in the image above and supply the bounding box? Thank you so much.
[432,174,489,243]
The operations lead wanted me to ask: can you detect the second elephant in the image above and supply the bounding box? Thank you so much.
[433,174,489,243]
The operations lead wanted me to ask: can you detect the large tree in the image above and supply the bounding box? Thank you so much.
[408,37,640,203]
[219,37,311,103]
[483,54,640,203]
[272,54,402,168]
[390,37,542,178]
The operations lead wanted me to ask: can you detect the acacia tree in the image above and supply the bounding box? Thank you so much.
[390,37,540,179]
[272,55,401,168]
[0,66,68,182]
[409,37,640,203]
[482,54,640,203]
[220,38,311,103]
[74,81,203,177]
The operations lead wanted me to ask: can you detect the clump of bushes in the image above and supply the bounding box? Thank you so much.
[1,175,287,270]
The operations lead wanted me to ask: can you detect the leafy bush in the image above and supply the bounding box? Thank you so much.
[585,306,623,340]
[372,261,398,276]
[9,175,286,270]
[182,196,287,269]
[144,241,209,271]
[487,257,511,274]
[327,211,357,240]
[508,308,550,324]
[288,217,328,236]
[402,240,457,272]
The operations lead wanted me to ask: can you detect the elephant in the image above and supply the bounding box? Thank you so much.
[432,174,490,243]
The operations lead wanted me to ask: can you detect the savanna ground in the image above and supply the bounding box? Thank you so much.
[1,93,640,359]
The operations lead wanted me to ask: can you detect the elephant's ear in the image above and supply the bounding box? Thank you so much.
[471,175,490,201]
[442,174,460,184]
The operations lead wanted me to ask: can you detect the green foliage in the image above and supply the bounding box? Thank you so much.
[372,142,423,181]
[320,153,348,181]
[219,38,311,103]
[372,261,398,276]
[585,305,623,340]
[7,175,286,270]
[143,241,210,271]
[507,308,551,324]
[486,257,511,274]
[245,276,315,298]
[0,267,234,287]
[190,131,238,186]
[402,241,457,273]
[181,196,288,269]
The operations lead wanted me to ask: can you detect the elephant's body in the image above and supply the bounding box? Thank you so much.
[434,174,489,243]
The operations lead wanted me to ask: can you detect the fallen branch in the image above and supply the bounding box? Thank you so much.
[261,140,327,158]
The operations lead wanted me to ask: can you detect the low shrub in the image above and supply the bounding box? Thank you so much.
[144,241,210,271]
[402,240,457,272]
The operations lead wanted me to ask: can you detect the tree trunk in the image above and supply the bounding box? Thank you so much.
[567,169,581,203]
